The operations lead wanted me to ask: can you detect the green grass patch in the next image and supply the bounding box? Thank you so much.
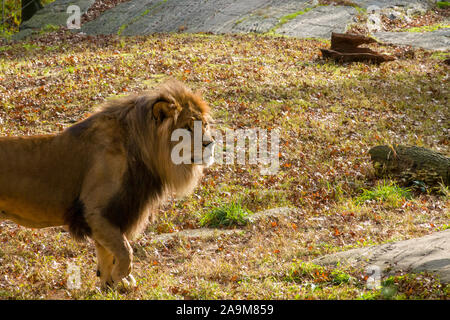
[117,0,164,35]
[330,269,352,285]
[436,1,450,9]
[285,261,327,283]
[355,181,412,207]
[279,8,312,25]
[285,261,353,286]
[234,16,249,26]
[404,23,450,33]
[431,51,450,60]
[200,202,252,228]
[267,8,313,34]
[39,24,60,35]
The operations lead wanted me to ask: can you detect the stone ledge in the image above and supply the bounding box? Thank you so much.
[313,229,450,283]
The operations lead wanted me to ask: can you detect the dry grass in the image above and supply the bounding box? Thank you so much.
[0,31,449,299]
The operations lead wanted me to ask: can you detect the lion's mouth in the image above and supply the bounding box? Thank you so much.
[191,144,215,167]
[191,155,213,165]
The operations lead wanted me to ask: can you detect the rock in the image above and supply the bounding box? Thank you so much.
[81,0,312,36]
[20,0,94,30]
[81,0,152,35]
[374,28,450,51]
[313,229,450,283]
[276,5,357,39]
[406,3,427,16]
[230,1,312,34]
[11,29,34,41]
[249,206,295,222]
[152,228,244,243]
[11,0,449,51]
[387,12,398,20]
[351,1,431,10]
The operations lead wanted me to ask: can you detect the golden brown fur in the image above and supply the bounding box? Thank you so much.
[0,80,213,288]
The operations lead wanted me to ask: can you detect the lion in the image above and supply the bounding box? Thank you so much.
[0,80,215,289]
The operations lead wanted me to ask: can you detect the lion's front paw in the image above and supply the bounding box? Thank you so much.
[121,274,137,289]
[101,274,137,292]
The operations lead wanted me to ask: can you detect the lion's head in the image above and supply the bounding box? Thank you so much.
[150,80,215,196]
[100,80,214,198]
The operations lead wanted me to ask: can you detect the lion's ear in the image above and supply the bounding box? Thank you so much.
[152,99,179,121]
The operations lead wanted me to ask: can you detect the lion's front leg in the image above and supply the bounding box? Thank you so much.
[79,153,135,289]
[95,240,115,288]
[89,217,136,290]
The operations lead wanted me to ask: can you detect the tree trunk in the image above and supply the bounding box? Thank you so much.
[21,0,43,23]
[368,145,450,188]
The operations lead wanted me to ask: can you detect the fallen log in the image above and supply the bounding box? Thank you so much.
[368,145,450,188]
[321,49,395,63]
[330,32,378,52]
[321,32,395,63]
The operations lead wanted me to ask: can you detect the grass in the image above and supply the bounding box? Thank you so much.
[355,181,412,207]
[436,1,450,9]
[279,9,313,25]
[285,261,328,283]
[116,2,160,35]
[268,8,313,34]
[405,23,450,33]
[361,273,450,300]
[431,51,450,60]
[39,24,60,35]
[200,202,251,228]
[0,30,448,299]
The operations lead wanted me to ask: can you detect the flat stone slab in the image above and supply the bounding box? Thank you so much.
[249,206,294,222]
[313,229,450,283]
[13,0,94,40]
[374,29,450,51]
[21,0,94,30]
[277,5,357,39]
[81,0,311,36]
[152,228,244,243]
[352,0,431,9]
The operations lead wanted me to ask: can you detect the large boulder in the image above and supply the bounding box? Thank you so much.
[313,229,450,283]
[276,5,357,39]
[351,0,431,9]
[374,29,450,52]
[81,0,312,36]
[20,0,95,30]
